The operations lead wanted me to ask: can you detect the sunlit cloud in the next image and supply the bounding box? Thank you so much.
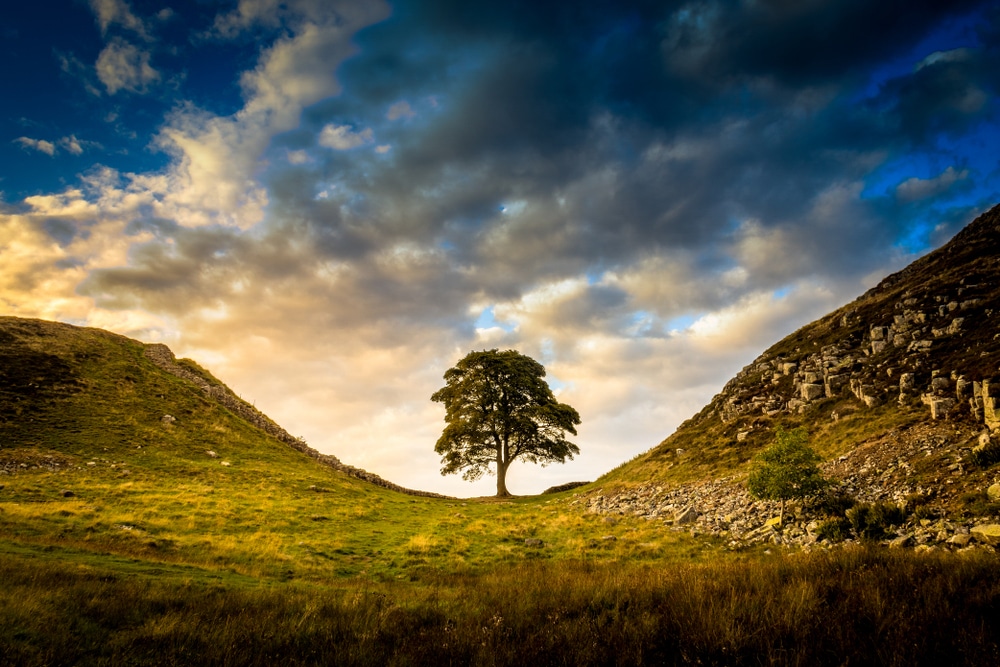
[2,0,998,497]
[95,39,160,94]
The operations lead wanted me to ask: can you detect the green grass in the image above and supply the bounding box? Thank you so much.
[4,316,1000,663]
[2,544,999,666]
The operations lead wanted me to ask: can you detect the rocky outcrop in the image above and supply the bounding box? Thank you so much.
[695,206,1000,444]
[144,344,448,498]
[584,421,1000,551]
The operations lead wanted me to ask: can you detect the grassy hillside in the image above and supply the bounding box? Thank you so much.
[599,204,1000,491]
[0,316,721,582]
[3,318,1000,664]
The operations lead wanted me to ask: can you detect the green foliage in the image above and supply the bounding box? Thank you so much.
[846,501,907,541]
[746,428,827,510]
[816,517,852,543]
[814,489,857,517]
[959,490,1000,517]
[970,442,1000,469]
[431,349,581,496]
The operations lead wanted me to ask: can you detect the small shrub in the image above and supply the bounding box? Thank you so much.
[970,443,1000,468]
[816,517,852,542]
[814,489,856,517]
[847,501,906,541]
[959,490,1000,517]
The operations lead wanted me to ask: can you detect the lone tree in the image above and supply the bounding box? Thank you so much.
[431,349,581,497]
[746,427,827,524]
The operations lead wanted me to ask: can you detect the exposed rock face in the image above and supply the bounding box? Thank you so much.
[679,205,1000,439]
[144,344,448,498]
[592,205,1000,550]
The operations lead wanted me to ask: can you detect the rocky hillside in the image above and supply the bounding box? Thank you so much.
[588,204,1000,550]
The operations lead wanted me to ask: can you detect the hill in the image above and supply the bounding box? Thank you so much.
[0,315,717,582]
[590,204,1000,547]
[2,225,1000,664]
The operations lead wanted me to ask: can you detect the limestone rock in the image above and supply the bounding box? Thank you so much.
[970,524,1000,546]
[988,484,1000,502]
[889,534,913,549]
[524,538,544,548]
[948,534,973,547]
[161,414,176,425]
[801,383,824,401]
[674,506,699,524]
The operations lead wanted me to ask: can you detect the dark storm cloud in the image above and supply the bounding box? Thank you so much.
[287,0,997,307]
[879,47,999,143]
[83,0,1000,341]
[663,0,987,87]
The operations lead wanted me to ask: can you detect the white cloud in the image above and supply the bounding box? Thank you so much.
[89,0,148,38]
[896,166,969,202]
[386,100,416,120]
[96,39,160,94]
[14,137,56,156]
[287,149,310,164]
[60,136,85,155]
[319,124,374,150]
[14,135,97,157]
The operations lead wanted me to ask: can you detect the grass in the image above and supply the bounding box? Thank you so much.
[2,544,999,665]
[4,315,1000,662]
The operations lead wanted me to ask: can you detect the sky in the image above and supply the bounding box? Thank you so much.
[2,0,1000,497]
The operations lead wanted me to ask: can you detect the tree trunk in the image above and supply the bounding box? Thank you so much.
[496,458,511,497]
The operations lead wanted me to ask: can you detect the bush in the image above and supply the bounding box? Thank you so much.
[747,427,827,522]
[971,443,1000,468]
[814,489,856,517]
[816,517,852,543]
[847,501,907,541]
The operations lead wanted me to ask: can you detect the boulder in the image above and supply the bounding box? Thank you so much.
[801,383,824,401]
[524,538,544,548]
[674,506,699,524]
[948,534,973,547]
[970,524,1000,546]
[889,534,913,549]
[988,484,1000,502]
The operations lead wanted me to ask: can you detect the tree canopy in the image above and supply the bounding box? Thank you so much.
[430,349,581,497]
[746,427,827,523]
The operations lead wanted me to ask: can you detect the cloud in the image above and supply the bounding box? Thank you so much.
[95,39,160,94]
[4,0,999,496]
[319,124,375,150]
[14,135,98,157]
[877,46,998,142]
[14,137,56,156]
[89,0,149,38]
[897,166,970,202]
[386,100,416,120]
